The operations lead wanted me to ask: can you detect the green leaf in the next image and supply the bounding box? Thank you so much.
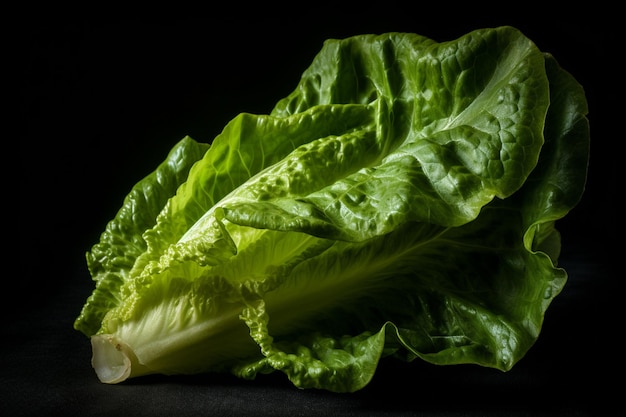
[74,136,209,336]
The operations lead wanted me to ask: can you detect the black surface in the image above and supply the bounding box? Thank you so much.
[11,11,618,416]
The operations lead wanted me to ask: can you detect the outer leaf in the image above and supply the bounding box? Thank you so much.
[74,137,209,336]
[224,27,550,240]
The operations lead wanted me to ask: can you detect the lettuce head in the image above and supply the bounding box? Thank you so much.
[74,26,590,392]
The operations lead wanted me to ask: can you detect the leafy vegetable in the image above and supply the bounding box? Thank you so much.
[74,26,589,392]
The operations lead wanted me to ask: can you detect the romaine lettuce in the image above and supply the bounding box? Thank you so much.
[74,26,590,392]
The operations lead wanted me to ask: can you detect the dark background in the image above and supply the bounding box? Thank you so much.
[11,8,618,417]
